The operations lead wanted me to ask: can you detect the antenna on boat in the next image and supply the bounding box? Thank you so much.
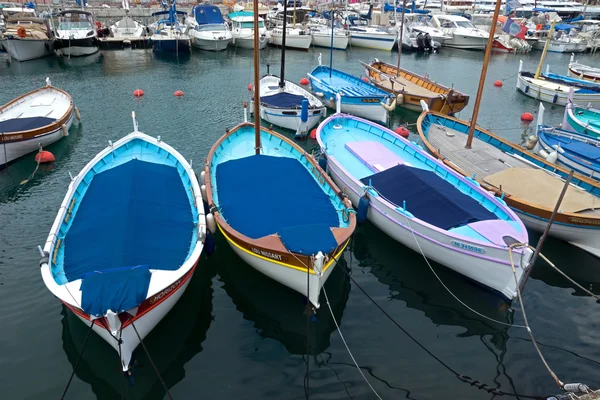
[132,111,139,132]
[534,19,557,80]
[396,0,406,76]
[329,7,334,78]
[464,0,502,149]
[279,0,288,88]
[253,0,260,155]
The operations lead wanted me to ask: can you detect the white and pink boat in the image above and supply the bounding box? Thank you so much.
[40,115,206,371]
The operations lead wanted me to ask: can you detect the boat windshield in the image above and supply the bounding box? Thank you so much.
[240,21,264,28]
[59,21,92,30]
[197,23,226,31]
[455,20,475,28]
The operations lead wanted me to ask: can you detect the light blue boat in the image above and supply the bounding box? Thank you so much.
[307,61,396,125]
[563,103,600,139]
[317,113,533,299]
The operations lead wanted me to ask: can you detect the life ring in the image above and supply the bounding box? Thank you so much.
[17,27,27,38]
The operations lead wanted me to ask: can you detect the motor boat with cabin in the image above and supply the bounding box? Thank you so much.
[54,10,99,57]
[229,11,270,49]
[187,4,232,51]
[432,14,489,50]
[3,15,54,61]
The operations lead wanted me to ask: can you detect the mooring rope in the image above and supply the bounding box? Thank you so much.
[536,250,600,301]
[323,286,383,400]
[60,320,94,400]
[128,316,174,400]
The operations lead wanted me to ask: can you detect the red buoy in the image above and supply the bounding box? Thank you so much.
[35,150,55,164]
[133,89,144,97]
[174,90,184,97]
[494,80,503,87]
[300,77,310,86]
[247,83,253,91]
[395,126,410,138]
[521,112,534,122]
[309,128,317,140]
[361,77,369,83]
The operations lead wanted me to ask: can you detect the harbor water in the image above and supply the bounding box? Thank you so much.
[1,47,599,399]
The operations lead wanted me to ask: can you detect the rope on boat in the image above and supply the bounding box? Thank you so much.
[60,320,95,400]
[323,286,383,400]
[128,316,174,400]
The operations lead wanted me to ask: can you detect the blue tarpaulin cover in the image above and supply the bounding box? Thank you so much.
[80,265,151,316]
[260,92,306,108]
[193,4,224,25]
[0,116,55,133]
[216,155,338,255]
[360,165,496,230]
[541,132,600,162]
[64,159,193,282]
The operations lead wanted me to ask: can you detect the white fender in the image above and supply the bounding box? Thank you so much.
[200,184,208,203]
[74,106,81,121]
[199,170,206,184]
[61,125,69,137]
[206,213,217,234]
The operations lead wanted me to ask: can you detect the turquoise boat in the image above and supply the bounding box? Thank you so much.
[563,103,600,139]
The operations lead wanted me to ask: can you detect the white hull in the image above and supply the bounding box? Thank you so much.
[311,32,348,50]
[444,35,487,50]
[349,33,395,51]
[516,211,600,258]
[338,101,388,126]
[0,113,74,165]
[259,106,324,132]
[533,41,587,53]
[232,35,268,49]
[191,35,231,51]
[325,158,531,299]
[536,135,600,180]
[516,74,600,108]
[226,238,336,308]
[59,45,99,57]
[4,38,53,61]
[270,32,312,50]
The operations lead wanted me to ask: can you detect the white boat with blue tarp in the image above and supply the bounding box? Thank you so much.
[40,117,206,372]
[308,58,397,125]
[318,113,533,299]
[187,4,232,51]
[202,120,356,308]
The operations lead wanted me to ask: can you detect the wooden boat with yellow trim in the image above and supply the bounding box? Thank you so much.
[202,120,356,308]
[0,78,78,166]
[417,110,600,258]
[364,59,469,115]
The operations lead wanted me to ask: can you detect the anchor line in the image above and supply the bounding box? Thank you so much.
[60,320,94,400]
[128,316,174,400]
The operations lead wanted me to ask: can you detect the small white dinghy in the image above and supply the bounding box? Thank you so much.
[0,78,77,166]
[39,113,206,371]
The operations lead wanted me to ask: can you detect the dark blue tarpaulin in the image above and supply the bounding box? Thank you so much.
[0,116,55,133]
[80,265,151,316]
[216,155,339,255]
[193,4,224,25]
[64,159,193,282]
[360,165,496,230]
[260,92,306,108]
[540,131,600,162]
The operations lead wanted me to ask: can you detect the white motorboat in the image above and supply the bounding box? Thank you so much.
[0,78,76,166]
[40,114,206,372]
[309,25,349,50]
[346,16,396,51]
[55,10,99,57]
[3,16,54,61]
[531,29,587,53]
[270,26,312,50]
[432,14,489,50]
[229,11,270,49]
[187,4,232,51]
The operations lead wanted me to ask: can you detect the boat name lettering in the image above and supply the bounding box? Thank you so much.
[250,247,283,261]
[149,279,182,305]
[568,217,600,225]
[2,134,22,141]
[451,241,485,254]
[361,98,380,103]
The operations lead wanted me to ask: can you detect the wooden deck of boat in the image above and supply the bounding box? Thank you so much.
[377,74,438,98]
[426,124,532,178]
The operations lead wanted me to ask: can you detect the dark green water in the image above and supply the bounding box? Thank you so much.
[1,47,599,400]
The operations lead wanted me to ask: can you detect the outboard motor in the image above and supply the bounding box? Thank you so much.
[416,32,426,51]
[424,33,433,52]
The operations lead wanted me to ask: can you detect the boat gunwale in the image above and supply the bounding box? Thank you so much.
[203,121,356,272]
[0,85,74,140]
[416,110,600,227]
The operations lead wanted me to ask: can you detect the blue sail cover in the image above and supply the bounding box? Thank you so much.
[360,165,496,230]
[0,116,55,133]
[80,265,151,316]
[260,92,306,108]
[193,5,224,25]
[216,155,339,255]
[64,159,194,282]
[541,132,600,162]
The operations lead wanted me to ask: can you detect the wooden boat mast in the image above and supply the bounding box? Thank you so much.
[279,0,288,87]
[534,19,557,79]
[396,0,407,76]
[253,1,261,154]
[465,0,502,148]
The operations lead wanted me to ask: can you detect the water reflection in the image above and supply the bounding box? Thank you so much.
[60,259,215,399]
[216,233,351,355]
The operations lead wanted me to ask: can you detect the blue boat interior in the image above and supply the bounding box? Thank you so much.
[51,138,199,314]
[320,116,526,242]
[261,92,306,108]
[421,113,600,198]
[0,116,55,133]
[573,108,600,130]
[310,65,388,98]
[210,125,348,256]
[539,129,600,164]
